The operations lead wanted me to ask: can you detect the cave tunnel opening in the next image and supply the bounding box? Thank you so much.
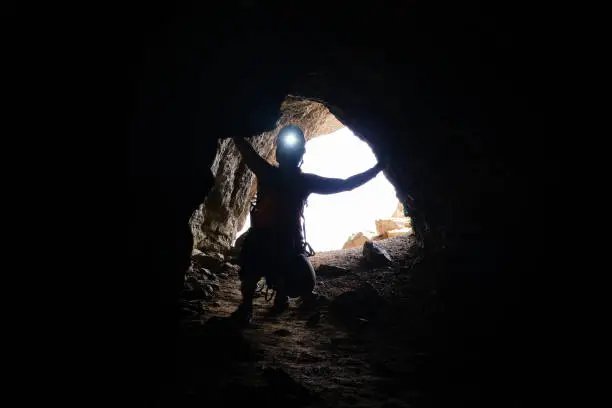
[127,5,525,406]
[190,96,415,258]
[180,89,520,407]
[235,126,412,252]
[180,95,442,408]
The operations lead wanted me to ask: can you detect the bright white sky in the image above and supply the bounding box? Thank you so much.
[236,127,399,251]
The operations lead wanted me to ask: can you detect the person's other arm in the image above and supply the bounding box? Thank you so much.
[233,137,274,178]
[305,162,384,195]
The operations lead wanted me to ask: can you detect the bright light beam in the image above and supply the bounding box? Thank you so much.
[281,132,298,147]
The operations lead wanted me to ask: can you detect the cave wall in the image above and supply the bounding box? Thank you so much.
[189,133,274,253]
[127,2,524,403]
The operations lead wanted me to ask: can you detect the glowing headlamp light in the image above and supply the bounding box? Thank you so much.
[280,131,299,147]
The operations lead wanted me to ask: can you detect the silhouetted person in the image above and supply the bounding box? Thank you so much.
[232,125,384,323]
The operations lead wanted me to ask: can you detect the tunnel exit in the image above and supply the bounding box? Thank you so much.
[236,127,411,251]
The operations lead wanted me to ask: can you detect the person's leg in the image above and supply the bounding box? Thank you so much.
[292,254,317,310]
[286,254,315,296]
[271,280,290,313]
[266,262,290,315]
[231,271,259,322]
[231,230,261,323]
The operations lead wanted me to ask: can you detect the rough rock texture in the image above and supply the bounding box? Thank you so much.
[128,5,525,405]
[182,265,217,300]
[392,202,406,218]
[375,217,412,236]
[172,235,437,407]
[183,249,241,301]
[341,203,408,249]
[342,231,372,249]
[315,264,349,277]
[190,135,273,253]
[191,97,344,253]
[387,227,413,238]
[363,241,393,266]
[191,249,224,271]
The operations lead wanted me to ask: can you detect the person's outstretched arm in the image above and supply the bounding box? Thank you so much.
[305,162,384,195]
[233,137,274,178]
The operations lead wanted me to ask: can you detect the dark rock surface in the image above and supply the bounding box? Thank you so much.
[127,4,526,406]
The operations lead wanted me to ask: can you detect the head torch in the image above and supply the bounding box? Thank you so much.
[277,126,305,150]
[279,131,299,147]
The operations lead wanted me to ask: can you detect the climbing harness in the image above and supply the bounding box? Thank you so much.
[255,277,276,302]
[301,211,315,257]
[299,196,316,257]
[251,192,315,257]
[256,277,266,292]
[247,171,315,302]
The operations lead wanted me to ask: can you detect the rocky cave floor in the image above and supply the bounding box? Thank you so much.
[170,234,445,408]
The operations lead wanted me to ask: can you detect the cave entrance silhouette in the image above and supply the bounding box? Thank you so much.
[235,126,412,252]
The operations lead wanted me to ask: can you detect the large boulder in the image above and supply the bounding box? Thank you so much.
[191,249,225,273]
[182,266,215,300]
[329,284,389,324]
[342,231,375,249]
[220,262,241,278]
[375,217,411,236]
[391,201,406,218]
[316,264,349,277]
[387,227,413,238]
[362,241,393,266]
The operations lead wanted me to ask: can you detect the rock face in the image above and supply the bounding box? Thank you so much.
[375,217,412,237]
[129,8,524,404]
[191,249,225,272]
[362,241,393,266]
[342,231,374,249]
[342,203,413,249]
[316,264,349,277]
[182,249,238,300]
[329,284,388,324]
[182,265,217,300]
[387,227,413,238]
[220,262,241,277]
[190,135,272,254]
[391,201,406,218]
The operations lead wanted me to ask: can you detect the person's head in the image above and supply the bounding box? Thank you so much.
[275,125,306,168]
